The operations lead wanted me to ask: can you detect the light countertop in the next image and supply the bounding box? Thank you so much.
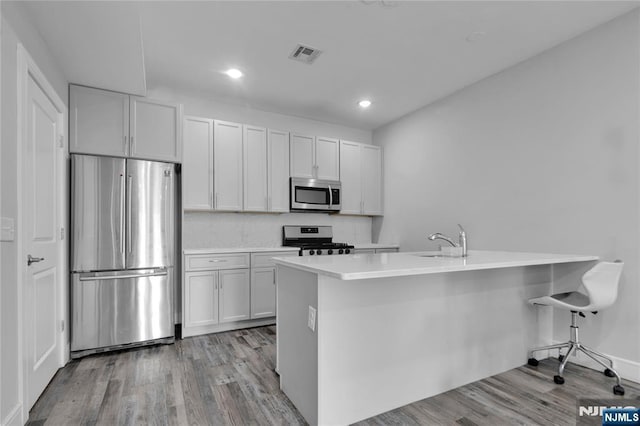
[273,250,598,280]
[352,243,400,250]
[184,243,399,255]
[184,247,300,255]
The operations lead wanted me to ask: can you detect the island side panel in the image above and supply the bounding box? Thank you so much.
[276,265,319,425]
[316,265,553,425]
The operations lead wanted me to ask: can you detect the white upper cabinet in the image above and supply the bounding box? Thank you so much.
[130,97,182,162]
[214,120,244,211]
[315,137,340,181]
[69,85,182,162]
[243,126,290,213]
[339,141,362,215]
[243,125,268,212]
[183,116,214,210]
[70,85,129,157]
[267,129,290,212]
[290,133,315,178]
[339,140,383,216]
[361,144,383,215]
[290,133,340,180]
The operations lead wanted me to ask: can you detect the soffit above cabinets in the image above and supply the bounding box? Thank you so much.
[24,1,639,129]
[24,1,147,96]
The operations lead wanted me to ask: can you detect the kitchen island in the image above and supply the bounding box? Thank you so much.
[274,250,598,425]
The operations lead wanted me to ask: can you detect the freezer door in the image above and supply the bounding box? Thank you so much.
[70,269,174,352]
[126,159,175,269]
[71,155,126,271]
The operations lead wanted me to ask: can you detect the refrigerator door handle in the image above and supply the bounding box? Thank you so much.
[127,174,133,253]
[120,174,126,254]
[78,270,168,282]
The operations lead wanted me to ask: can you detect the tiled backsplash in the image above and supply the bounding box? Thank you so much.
[183,212,372,249]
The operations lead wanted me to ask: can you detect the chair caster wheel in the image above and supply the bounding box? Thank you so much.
[558,355,564,362]
[613,385,625,396]
[604,368,615,377]
[527,358,539,367]
[554,375,565,385]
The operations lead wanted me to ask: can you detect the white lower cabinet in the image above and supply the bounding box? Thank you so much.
[219,269,251,323]
[183,250,298,337]
[184,271,219,328]
[183,252,250,337]
[251,267,276,319]
[250,250,299,319]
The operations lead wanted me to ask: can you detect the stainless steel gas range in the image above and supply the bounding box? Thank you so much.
[283,225,354,256]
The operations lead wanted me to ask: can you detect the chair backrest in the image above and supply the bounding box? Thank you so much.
[581,261,624,310]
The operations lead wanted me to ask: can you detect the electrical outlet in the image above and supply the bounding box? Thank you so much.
[308,306,317,332]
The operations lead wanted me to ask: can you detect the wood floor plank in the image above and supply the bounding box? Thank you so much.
[29,327,640,425]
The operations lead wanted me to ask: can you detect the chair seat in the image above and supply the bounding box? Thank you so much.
[528,291,593,312]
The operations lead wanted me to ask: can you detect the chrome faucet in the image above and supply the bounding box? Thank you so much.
[428,224,467,257]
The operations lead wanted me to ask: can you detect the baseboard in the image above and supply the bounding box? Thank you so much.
[2,403,22,426]
[181,318,276,338]
[548,340,640,384]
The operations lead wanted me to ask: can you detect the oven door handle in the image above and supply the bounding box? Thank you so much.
[328,184,333,206]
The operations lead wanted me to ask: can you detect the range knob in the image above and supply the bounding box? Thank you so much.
[345,248,351,254]
[317,249,322,255]
[328,249,334,255]
[309,250,315,255]
[338,249,344,254]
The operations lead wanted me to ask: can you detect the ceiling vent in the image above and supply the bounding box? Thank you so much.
[289,44,322,65]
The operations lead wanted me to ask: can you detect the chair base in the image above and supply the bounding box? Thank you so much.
[527,312,624,396]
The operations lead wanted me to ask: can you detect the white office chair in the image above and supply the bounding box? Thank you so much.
[526,260,625,395]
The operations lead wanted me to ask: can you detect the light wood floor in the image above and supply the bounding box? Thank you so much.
[28,326,639,425]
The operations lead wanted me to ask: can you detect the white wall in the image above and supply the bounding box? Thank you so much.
[1,2,67,424]
[146,86,374,249]
[373,11,640,372]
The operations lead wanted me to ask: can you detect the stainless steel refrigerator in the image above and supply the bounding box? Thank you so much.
[70,154,176,358]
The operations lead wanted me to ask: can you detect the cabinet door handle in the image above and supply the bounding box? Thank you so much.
[208,259,227,263]
[123,135,128,151]
[130,136,135,154]
[215,193,219,209]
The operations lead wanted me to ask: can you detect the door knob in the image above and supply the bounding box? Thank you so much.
[27,254,44,266]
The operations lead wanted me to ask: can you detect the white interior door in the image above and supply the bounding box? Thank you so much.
[24,74,62,409]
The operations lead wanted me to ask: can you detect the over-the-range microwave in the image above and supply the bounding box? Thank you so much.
[290,177,341,212]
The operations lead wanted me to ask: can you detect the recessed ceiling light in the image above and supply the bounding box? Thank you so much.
[358,100,372,108]
[225,68,243,79]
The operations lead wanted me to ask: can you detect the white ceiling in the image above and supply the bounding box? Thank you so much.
[25,1,639,130]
